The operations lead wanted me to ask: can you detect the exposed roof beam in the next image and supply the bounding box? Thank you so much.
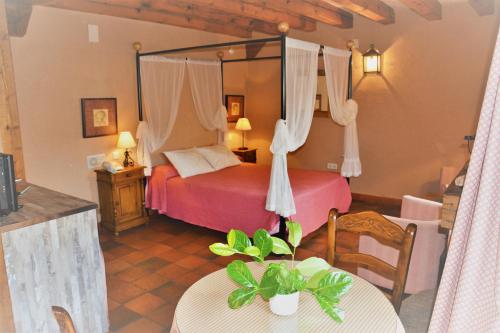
[319,0,395,24]
[399,0,441,20]
[468,0,495,16]
[5,0,33,36]
[35,0,253,38]
[245,42,265,58]
[185,0,317,32]
[246,19,280,35]
[95,0,280,35]
[244,0,353,28]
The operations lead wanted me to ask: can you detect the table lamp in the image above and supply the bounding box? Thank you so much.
[235,118,252,150]
[116,131,136,167]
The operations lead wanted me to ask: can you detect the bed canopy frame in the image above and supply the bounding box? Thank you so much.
[133,24,353,237]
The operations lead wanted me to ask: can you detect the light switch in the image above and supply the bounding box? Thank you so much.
[87,154,105,169]
[112,150,121,160]
[88,24,99,43]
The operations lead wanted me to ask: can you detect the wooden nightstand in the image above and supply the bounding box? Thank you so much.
[232,148,257,163]
[95,166,148,236]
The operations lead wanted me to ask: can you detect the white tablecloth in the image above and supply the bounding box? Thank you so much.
[171,261,405,333]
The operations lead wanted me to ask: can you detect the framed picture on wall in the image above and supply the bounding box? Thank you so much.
[225,95,244,123]
[315,94,322,111]
[81,98,118,138]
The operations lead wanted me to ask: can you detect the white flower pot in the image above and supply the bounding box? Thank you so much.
[269,291,300,316]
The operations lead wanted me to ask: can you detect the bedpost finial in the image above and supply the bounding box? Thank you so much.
[216,51,224,59]
[133,42,142,52]
[346,40,355,50]
[278,22,290,34]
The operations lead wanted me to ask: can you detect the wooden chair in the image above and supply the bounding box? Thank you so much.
[326,209,417,313]
[52,306,77,333]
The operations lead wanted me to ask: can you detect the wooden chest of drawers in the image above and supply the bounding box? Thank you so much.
[95,166,148,235]
[232,148,257,163]
[441,162,468,230]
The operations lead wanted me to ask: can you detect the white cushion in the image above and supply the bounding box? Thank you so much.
[163,148,215,178]
[195,144,241,171]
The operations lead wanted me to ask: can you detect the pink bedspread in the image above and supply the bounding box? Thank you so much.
[147,163,351,237]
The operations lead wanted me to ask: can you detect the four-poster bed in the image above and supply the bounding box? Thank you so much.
[133,25,361,238]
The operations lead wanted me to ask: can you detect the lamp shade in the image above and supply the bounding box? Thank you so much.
[235,118,252,131]
[363,44,381,74]
[116,131,136,149]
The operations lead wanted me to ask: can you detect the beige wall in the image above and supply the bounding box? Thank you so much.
[245,3,499,199]
[11,6,239,202]
[11,2,500,204]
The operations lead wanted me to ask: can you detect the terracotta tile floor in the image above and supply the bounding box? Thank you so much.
[101,199,400,332]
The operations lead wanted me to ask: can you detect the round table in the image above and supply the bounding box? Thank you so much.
[170,261,405,333]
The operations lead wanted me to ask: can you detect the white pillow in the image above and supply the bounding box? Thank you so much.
[196,144,241,171]
[163,148,215,178]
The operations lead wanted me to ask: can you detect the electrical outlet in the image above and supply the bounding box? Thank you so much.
[327,163,338,170]
[88,24,99,43]
[86,154,105,169]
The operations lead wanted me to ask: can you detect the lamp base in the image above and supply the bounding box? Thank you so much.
[238,147,249,151]
[123,150,135,167]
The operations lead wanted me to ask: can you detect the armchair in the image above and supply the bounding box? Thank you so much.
[358,195,446,294]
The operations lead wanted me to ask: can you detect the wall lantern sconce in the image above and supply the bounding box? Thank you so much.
[363,44,381,74]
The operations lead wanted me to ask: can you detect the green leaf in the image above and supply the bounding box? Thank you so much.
[271,264,306,295]
[227,229,251,252]
[270,237,292,255]
[286,221,302,247]
[228,287,257,309]
[314,292,345,323]
[253,229,273,259]
[243,246,260,257]
[316,271,353,298]
[287,269,306,293]
[258,264,281,300]
[308,271,352,322]
[296,257,331,277]
[305,269,330,289]
[227,260,258,288]
[209,243,238,256]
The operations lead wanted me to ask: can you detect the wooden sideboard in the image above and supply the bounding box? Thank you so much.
[0,184,108,332]
[441,162,468,231]
[95,166,148,236]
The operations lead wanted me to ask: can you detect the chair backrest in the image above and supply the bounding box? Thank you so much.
[52,306,77,333]
[327,209,417,313]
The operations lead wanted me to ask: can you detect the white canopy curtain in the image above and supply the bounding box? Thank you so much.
[136,56,185,176]
[323,47,362,177]
[186,59,228,142]
[266,38,320,217]
[428,29,500,333]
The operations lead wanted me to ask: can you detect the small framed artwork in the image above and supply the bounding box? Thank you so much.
[315,94,322,112]
[81,98,118,138]
[225,95,244,123]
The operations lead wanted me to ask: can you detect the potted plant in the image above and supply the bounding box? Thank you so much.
[209,221,353,322]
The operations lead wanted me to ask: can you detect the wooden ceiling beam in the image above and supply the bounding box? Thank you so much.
[319,0,395,24]
[34,0,252,38]
[398,0,441,20]
[468,0,495,16]
[244,0,353,28]
[96,0,281,35]
[245,42,265,58]
[5,0,33,37]
[184,0,317,32]
[246,19,280,35]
